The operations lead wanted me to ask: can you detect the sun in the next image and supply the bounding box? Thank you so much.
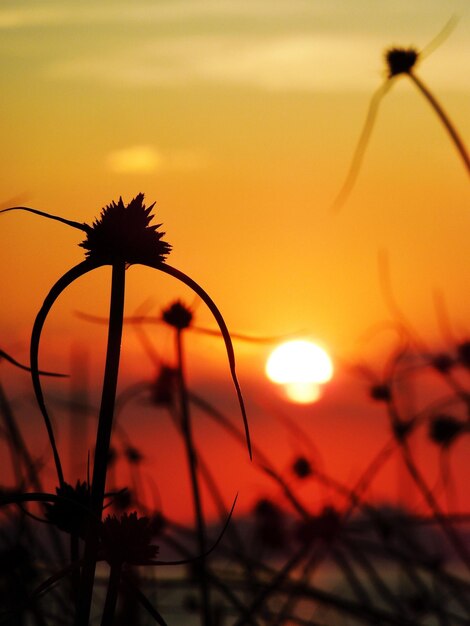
[265,340,333,403]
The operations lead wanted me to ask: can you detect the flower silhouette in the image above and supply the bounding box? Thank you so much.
[79,194,171,265]
[162,300,193,330]
[100,512,159,566]
[385,47,419,77]
[332,16,469,212]
[45,480,91,539]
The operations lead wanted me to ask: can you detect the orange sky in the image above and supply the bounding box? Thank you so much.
[1,1,470,523]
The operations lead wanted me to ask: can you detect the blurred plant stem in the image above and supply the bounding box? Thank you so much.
[76,262,126,626]
[176,326,212,626]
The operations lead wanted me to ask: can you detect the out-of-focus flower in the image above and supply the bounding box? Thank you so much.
[292,456,313,479]
[429,415,465,448]
[100,512,159,566]
[385,47,419,77]
[162,300,193,330]
[45,481,91,538]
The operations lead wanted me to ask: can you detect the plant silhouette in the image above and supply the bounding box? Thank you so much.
[332,16,469,212]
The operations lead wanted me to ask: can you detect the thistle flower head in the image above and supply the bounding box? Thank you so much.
[100,512,159,566]
[457,341,470,369]
[385,47,419,77]
[79,194,171,265]
[429,415,464,447]
[431,352,454,374]
[370,383,392,403]
[162,300,193,330]
[124,445,143,464]
[45,480,91,538]
[292,456,313,479]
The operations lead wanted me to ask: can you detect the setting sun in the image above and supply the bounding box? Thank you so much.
[265,339,333,403]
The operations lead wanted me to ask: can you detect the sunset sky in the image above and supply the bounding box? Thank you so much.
[1,1,469,523]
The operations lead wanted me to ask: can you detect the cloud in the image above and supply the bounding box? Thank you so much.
[46,34,390,92]
[105,145,207,174]
[0,1,345,29]
[46,32,470,93]
[4,1,468,92]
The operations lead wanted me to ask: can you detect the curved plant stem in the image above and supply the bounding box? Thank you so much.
[75,262,126,626]
[0,205,88,232]
[409,71,470,175]
[331,79,394,213]
[154,262,252,459]
[31,260,99,487]
[176,327,212,626]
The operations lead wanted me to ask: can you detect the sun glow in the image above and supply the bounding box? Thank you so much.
[266,340,333,403]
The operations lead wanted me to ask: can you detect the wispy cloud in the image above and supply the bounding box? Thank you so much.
[0,1,349,29]
[2,1,468,92]
[43,35,393,91]
[45,32,470,92]
[105,145,208,174]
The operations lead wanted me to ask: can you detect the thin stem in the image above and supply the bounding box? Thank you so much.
[176,328,212,626]
[70,533,80,604]
[331,79,394,213]
[409,71,470,175]
[75,262,126,626]
[31,260,99,487]
[101,563,122,626]
[399,439,470,573]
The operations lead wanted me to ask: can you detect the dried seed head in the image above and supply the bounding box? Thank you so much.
[124,445,143,464]
[431,353,454,374]
[370,383,392,403]
[292,456,313,479]
[457,341,470,369]
[79,194,171,265]
[100,512,159,565]
[392,419,414,442]
[162,300,193,330]
[45,481,91,538]
[429,415,464,447]
[385,47,419,77]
